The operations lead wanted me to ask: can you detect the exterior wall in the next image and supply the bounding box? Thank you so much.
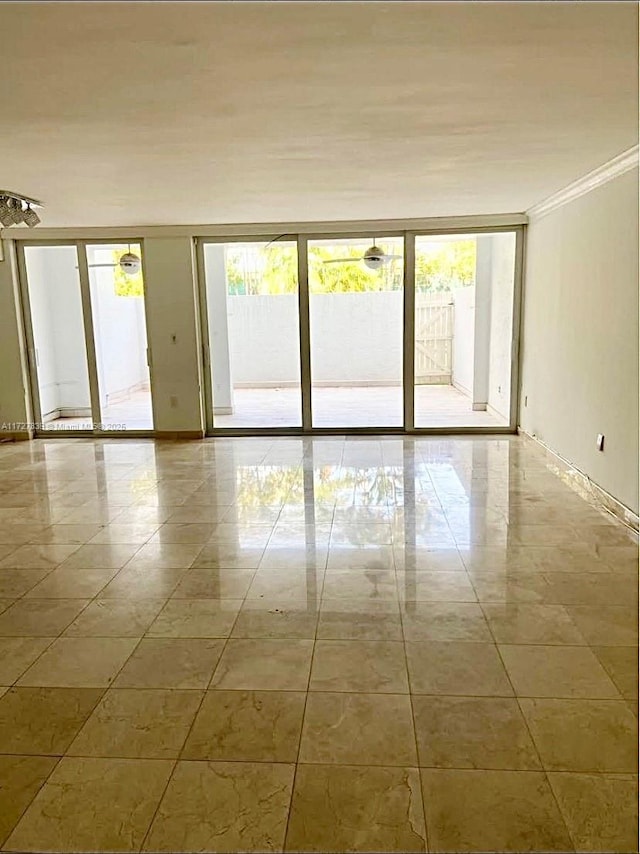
[520,167,639,513]
[228,294,301,385]
[90,266,148,406]
[487,232,516,420]
[225,292,404,386]
[452,285,475,395]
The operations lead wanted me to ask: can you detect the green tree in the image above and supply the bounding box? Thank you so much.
[222,238,476,296]
[415,239,475,292]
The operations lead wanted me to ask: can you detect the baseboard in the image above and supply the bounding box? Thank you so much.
[43,408,92,422]
[518,428,639,532]
[487,403,509,423]
[452,381,472,396]
[154,430,205,440]
[105,382,150,405]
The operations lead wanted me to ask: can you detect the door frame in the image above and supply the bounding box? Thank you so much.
[16,238,156,438]
[196,223,525,436]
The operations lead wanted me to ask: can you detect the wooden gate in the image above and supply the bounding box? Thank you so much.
[415,292,454,384]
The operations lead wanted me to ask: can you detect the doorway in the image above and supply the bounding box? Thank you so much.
[19,241,154,435]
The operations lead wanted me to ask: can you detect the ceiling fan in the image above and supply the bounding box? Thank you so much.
[322,241,402,270]
[88,246,141,276]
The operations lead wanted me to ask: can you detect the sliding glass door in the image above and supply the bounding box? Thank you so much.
[19,241,154,434]
[201,240,302,428]
[22,245,94,431]
[413,232,517,428]
[85,243,153,430]
[199,229,520,433]
[195,225,523,434]
[307,236,404,428]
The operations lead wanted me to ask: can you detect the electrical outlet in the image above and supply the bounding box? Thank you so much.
[596,434,605,451]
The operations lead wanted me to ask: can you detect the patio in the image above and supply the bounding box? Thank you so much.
[214,384,507,429]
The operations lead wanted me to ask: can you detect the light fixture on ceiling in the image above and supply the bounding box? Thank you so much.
[0,191,43,228]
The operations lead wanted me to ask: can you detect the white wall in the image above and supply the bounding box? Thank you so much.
[487,232,516,419]
[520,167,639,513]
[224,292,403,386]
[311,292,403,385]
[228,294,301,385]
[452,285,475,395]
[142,237,204,434]
[90,264,148,406]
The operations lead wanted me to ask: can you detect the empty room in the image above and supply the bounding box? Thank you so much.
[0,2,637,853]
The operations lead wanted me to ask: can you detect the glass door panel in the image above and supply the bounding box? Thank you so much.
[23,245,94,431]
[413,232,516,428]
[204,240,302,428]
[85,243,153,430]
[308,236,404,427]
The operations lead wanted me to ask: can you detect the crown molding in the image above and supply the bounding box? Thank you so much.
[527,145,639,221]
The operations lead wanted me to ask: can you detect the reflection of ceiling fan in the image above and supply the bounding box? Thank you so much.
[322,242,402,270]
[88,248,141,276]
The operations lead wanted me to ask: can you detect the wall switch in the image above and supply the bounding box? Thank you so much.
[170,396,178,409]
[596,434,605,451]
[524,395,528,407]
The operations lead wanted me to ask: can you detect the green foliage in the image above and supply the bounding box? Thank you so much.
[113,249,144,297]
[224,239,476,296]
[308,244,402,293]
[415,239,475,292]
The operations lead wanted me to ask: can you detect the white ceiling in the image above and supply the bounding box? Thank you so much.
[2,1,637,227]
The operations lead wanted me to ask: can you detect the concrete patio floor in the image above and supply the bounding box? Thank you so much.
[43,385,508,432]
[214,384,508,429]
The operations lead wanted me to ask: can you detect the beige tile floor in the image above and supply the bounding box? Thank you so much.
[0,434,636,852]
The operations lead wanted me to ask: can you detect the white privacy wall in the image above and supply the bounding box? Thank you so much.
[452,286,475,395]
[520,167,639,513]
[89,264,148,406]
[224,292,404,385]
[487,233,516,419]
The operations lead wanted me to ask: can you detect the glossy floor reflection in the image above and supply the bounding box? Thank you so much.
[0,435,636,852]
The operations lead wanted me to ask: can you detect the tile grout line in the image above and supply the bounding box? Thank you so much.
[487,615,578,852]
[280,512,327,854]
[137,556,249,853]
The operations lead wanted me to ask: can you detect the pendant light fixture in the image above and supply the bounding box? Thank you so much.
[0,191,43,227]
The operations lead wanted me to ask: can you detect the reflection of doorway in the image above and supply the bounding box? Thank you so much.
[19,241,154,434]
